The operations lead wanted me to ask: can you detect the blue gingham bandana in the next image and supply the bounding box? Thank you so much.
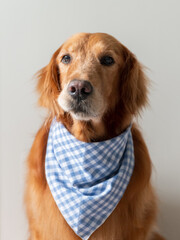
[45,119,134,240]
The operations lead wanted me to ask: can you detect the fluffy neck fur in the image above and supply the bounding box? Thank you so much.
[56,108,132,143]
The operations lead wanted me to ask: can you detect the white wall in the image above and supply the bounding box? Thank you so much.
[0,0,180,239]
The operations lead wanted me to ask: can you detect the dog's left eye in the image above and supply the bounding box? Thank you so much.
[61,55,71,64]
[100,56,115,66]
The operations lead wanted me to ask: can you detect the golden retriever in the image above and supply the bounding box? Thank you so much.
[25,33,165,240]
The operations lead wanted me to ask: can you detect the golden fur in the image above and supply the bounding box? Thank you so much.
[25,33,165,240]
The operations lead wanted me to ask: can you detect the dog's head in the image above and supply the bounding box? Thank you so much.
[37,33,148,140]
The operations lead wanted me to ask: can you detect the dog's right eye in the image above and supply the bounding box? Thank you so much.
[100,56,115,66]
[61,55,71,64]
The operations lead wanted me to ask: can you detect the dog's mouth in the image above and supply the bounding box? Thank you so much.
[68,99,99,120]
[70,99,89,114]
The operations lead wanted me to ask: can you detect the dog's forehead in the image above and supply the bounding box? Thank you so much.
[62,33,90,52]
[61,33,121,54]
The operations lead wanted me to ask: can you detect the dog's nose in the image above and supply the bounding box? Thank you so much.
[68,80,93,100]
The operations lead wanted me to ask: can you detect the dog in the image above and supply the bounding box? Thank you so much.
[25,33,165,240]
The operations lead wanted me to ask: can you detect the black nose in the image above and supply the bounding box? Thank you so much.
[68,80,93,100]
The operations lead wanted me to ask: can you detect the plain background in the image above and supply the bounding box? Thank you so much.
[0,0,180,239]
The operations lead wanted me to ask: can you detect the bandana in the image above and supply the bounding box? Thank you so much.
[45,119,134,240]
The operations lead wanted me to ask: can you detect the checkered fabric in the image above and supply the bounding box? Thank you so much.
[45,119,134,240]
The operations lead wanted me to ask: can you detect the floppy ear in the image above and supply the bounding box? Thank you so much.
[36,48,61,113]
[119,46,149,114]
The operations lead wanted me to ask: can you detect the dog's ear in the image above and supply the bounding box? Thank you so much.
[119,46,149,114]
[36,48,61,112]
